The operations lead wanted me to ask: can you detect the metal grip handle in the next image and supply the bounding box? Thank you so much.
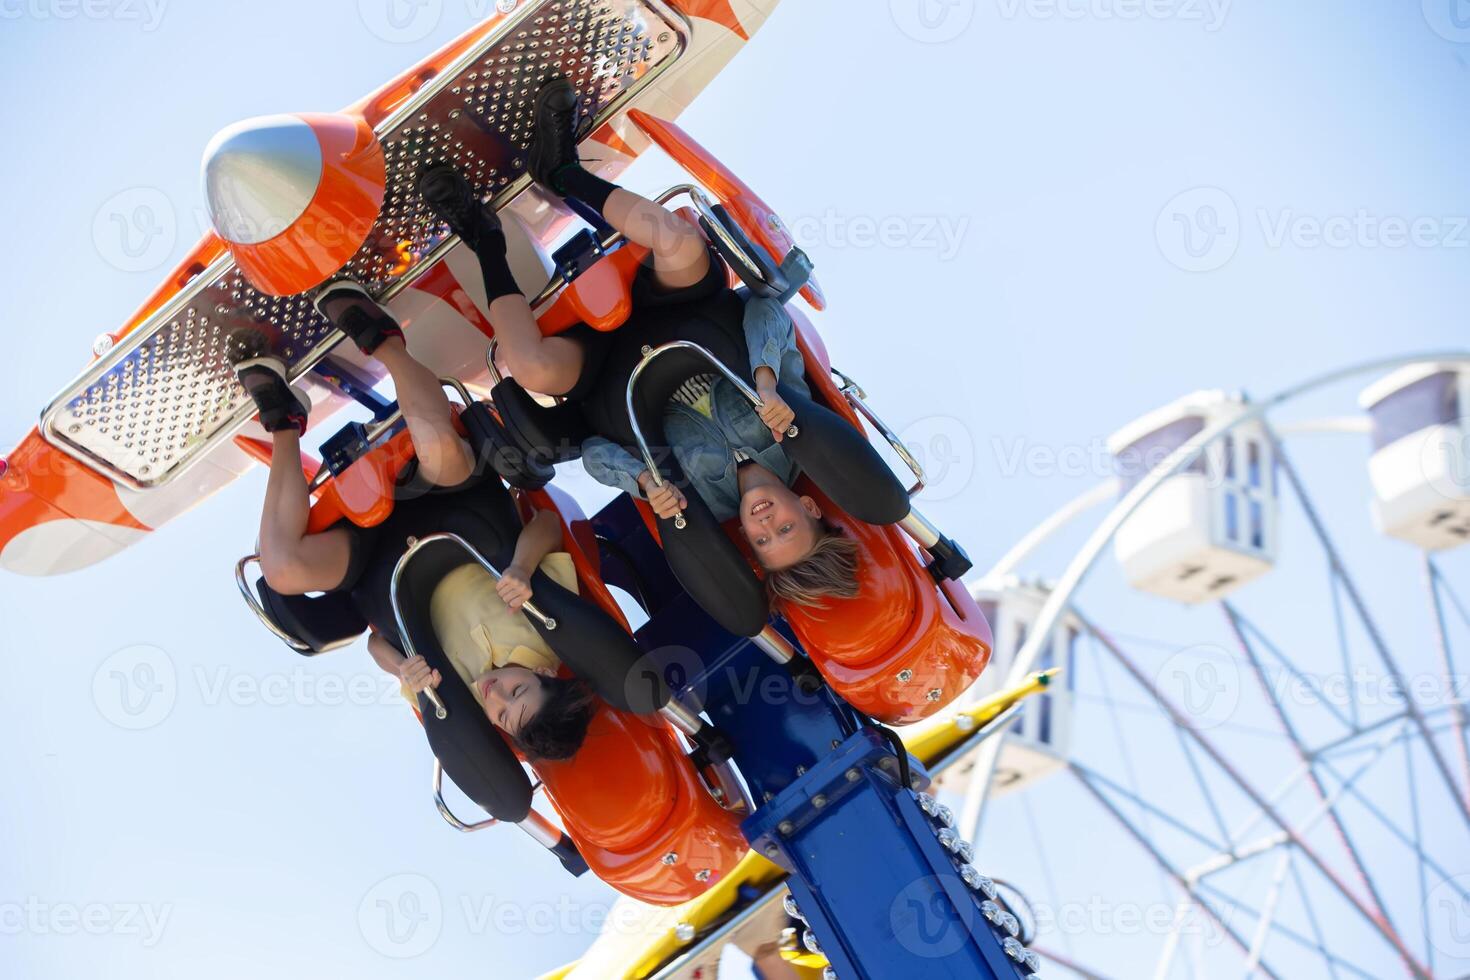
[391,532,565,721]
[625,340,794,532]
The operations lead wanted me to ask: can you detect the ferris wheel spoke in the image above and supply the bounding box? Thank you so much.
[1068,765,1289,980]
[1315,752,1470,908]
[1171,720,1235,849]
[1328,566,1364,731]
[1078,612,1433,979]
[1285,854,1348,980]
[1273,438,1470,831]
[1195,875,1384,980]
[1404,737,1436,977]
[1228,603,1357,733]
[1069,762,1224,853]
[1221,599,1399,937]
[1423,554,1470,800]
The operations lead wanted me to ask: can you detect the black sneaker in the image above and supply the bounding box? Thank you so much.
[416,163,502,253]
[228,329,310,435]
[526,76,582,192]
[313,280,405,355]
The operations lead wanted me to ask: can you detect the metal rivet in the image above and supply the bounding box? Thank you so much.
[778,820,795,836]
[675,922,695,942]
[845,768,861,782]
[897,669,913,682]
[660,851,679,866]
[812,794,827,809]
[694,869,712,882]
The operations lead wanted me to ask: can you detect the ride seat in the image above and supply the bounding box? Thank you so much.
[534,706,748,905]
[393,508,745,905]
[778,481,992,725]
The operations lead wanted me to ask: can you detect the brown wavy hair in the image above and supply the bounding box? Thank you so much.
[765,525,861,608]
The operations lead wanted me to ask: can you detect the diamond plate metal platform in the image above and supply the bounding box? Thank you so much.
[42,0,688,490]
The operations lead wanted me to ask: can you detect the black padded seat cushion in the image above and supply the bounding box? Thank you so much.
[698,203,788,300]
[491,381,592,466]
[392,536,534,823]
[257,583,368,654]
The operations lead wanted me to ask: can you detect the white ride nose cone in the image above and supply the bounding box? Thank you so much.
[202,114,324,245]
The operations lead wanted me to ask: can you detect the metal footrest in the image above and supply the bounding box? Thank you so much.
[41,0,689,489]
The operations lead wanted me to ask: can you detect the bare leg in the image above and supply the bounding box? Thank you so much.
[374,337,475,487]
[257,428,355,596]
[602,188,712,291]
[485,187,711,394]
[486,292,591,397]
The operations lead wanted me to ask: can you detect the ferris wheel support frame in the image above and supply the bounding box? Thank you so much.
[953,351,1470,980]
[1423,554,1470,799]
[962,351,1470,818]
[1219,599,1399,938]
[1075,612,1431,979]
[1270,432,1470,830]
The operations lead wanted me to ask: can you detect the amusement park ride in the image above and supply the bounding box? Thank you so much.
[2,3,1468,979]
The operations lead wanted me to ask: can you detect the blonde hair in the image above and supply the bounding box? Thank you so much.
[765,527,861,608]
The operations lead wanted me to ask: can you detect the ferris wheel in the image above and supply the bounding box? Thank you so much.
[932,353,1470,980]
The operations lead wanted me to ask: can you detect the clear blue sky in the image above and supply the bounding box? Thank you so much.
[2,2,1469,978]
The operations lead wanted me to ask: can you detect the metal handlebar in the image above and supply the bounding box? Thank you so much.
[625,340,800,531]
[389,531,561,721]
[236,555,309,653]
[831,366,927,497]
[433,760,567,855]
[433,759,498,832]
[234,554,361,655]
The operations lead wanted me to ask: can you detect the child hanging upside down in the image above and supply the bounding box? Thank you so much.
[229,289,594,760]
[415,77,862,607]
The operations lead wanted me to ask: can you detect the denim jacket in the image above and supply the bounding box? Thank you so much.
[581,295,812,522]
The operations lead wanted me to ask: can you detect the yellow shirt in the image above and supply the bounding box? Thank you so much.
[400,552,579,708]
